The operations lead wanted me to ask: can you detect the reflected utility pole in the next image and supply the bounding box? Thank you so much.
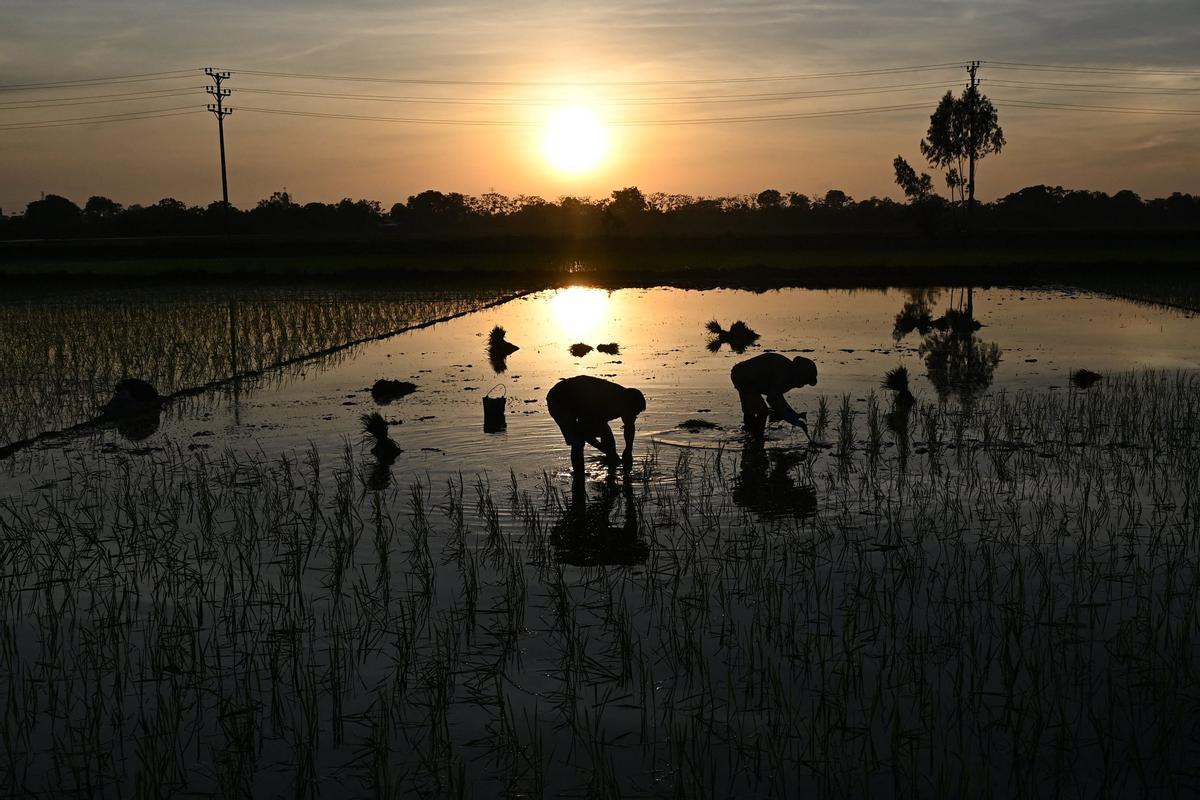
[229,298,241,425]
[205,68,233,232]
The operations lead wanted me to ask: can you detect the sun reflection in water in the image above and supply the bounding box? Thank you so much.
[548,286,609,340]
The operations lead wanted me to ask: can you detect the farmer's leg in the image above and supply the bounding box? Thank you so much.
[550,406,587,472]
[738,388,769,438]
[595,423,619,464]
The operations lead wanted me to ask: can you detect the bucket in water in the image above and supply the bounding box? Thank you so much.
[483,384,507,432]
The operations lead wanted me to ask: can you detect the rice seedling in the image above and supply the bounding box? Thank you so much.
[704,320,760,354]
[0,285,520,449]
[1,326,1198,797]
[361,412,402,464]
[487,326,520,374]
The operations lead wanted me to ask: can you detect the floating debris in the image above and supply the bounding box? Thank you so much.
[370,379,417,405]
[678,418,721,433]
[597,342,620,355]
[103,378,161,417]
[569,343,594,357]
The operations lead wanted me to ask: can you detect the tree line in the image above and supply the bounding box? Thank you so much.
[5,83,1197,241]
[2,184,1197,240]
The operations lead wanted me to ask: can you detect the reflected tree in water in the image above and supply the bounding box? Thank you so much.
[894,288,1002,402]
[892,288,940,340]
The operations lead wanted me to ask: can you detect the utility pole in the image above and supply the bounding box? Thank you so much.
[205,68,233,231]
[965,60,981,223]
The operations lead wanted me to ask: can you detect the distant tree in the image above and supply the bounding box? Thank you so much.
[83,196,123,224]
[994,185,1065,229]
[470,192,517,216]
[407,190,467,221]
[609,187,647,215]
[251,190,302,233]
[24,194,82,237]
[756,189,783,209]
[892,156,935,203]
[514,195,549,210]
[334,198,385,231]
[123,198,199,235]
[604,187,648,234]
[787,192,811,211]
[257,190,297,210]
[1111,189,1142,211]
[200,199,245,232]
[919,87,1005,219]
[647,192,693,213]
[821,189,850,210]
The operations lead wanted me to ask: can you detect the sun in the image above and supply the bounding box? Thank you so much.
[542,106,608,174]
[548,286,609,338]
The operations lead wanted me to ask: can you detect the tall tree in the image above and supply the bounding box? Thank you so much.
[892,156,935,203]
[919,87,1005,221]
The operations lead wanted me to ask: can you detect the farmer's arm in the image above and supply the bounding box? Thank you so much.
[622,416,636,467]
[766,392,807,428]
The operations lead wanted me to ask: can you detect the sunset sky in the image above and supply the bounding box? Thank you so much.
[1,0,1198,212]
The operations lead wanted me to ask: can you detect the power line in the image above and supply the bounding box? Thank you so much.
[989,79,1200,96]
[0,88,205,110]
[0,69,199,92]
[232,80,959,108]
[235,101,934,127]
[616,103,934,125]
[0,107,204,130]
[995,98,1200,115]
[986,61,1200,76]
[6,77,1193,114]
[228,63,968,87]
[6,95,1192,132]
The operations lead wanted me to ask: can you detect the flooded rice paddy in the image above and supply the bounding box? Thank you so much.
[1,283,1199,797]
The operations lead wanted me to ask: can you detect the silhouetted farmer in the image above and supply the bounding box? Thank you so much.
[547,376,646,474]
[730,353,818,439]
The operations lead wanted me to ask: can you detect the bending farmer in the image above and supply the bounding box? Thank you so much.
[547,376,646,474]
[730,353,818,439]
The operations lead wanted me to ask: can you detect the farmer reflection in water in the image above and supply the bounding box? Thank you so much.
[730,353,818,439]
[733,442,818,518]
[547,376,646,475]
[551,480,647,566]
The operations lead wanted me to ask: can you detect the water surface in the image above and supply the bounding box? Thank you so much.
[5,284,1197,494]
